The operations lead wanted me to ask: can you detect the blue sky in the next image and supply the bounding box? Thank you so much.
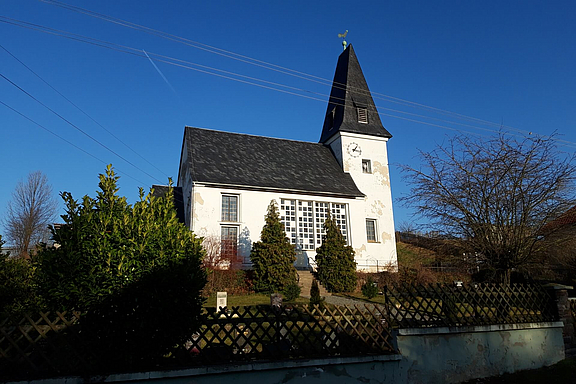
[1,0,575,234]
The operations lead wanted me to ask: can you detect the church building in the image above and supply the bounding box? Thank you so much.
[174,44,397,272]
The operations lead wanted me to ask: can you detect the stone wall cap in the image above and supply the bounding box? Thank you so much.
[543,283,574,290]
[397,321,564,336]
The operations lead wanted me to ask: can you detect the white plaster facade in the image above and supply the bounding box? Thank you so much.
[179,131,397,272]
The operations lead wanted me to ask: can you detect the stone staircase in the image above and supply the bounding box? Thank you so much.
[297,270,330,298]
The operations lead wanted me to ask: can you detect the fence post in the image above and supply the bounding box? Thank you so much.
[544,283,574,347]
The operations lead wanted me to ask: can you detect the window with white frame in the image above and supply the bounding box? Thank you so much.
[331,203,348,240]
[280,199,349,250]
[221,226,238,260]
[362,159,372,174]
[280,199,297,245]
[298,201,314,250]
[221,194,238,222]
[366,219,377,242]
[315,202,330,246]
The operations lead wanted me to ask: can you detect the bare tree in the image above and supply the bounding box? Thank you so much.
[202,234,224,269]
[201,234,240,269]
[4,171,57,259]
[401,133,576,284]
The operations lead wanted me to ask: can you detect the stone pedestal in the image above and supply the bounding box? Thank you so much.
[270,293,283,308]
[545,284,574,346]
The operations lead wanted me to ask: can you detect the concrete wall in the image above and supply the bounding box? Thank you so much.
[396,322,565,383]
[56,322,563,384]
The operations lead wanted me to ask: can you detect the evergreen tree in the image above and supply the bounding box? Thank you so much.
[315,212,357,293]
[251,200,297,292]
[0,235,38,316]
[309,279,323,306]
[361,276,379,299]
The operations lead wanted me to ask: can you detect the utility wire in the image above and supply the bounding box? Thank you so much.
[0,43,170,179]
[1,73,165,183]
[0,17,535,141]
[0,100,148,185]
[3,16,576,148]
[39,0,543,135]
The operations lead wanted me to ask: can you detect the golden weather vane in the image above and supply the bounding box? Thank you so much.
[338,30,348,50]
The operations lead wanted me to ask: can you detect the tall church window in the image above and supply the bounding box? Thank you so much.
[315,202,330,246]
[281,200,349,250]
[331,203,348,241]
[221,226,238,260]
[366,219,377,242]
[280,199,297,245]
[221,195,238,222]
[298,201,315,250]
[357,107,368,124]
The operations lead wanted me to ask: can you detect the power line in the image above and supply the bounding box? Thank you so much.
[0,17,528,140]
[0,43,170,180]
[0,100,148,185]
[3,16,576,148]
[1,73,165,183]
[39,0,545,136]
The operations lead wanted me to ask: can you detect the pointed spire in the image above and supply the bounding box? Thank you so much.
[319,44,392,144]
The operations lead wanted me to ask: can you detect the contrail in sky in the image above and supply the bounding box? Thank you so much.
[143,49,177,95]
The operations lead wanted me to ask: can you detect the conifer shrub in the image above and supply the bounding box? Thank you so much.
[250,200,297,292]
[315,213,357,293]
[282,282,301,301]
[361,276,379,299]
[310,279,323,306]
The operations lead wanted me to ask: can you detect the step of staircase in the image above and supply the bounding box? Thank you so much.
[297,270,331,298]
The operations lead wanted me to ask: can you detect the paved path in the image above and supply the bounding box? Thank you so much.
[296,270,377,307]
[297,270,330,298]
[323,295,372,306]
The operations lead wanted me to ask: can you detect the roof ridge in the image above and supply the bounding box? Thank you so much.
[185,126,326,146]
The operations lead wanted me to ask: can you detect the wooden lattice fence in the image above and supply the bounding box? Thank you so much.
[185,304,396,364]
[0,304,396,380]
[383,283,557,328]
[0,311,93,379]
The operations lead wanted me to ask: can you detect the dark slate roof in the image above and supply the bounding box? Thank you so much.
[180,127,364,198]
[319,44,392,144]
[151,185,186,224]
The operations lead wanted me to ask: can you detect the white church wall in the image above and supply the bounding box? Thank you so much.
[326,131,398,271]
[189,183,396,272]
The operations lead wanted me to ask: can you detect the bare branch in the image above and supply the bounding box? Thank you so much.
[3,171,58,258]
[400,133,576,283]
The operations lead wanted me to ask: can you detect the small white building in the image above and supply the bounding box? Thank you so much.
[171,45,397,272]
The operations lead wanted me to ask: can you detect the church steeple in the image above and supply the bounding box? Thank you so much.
[319,44,392,144]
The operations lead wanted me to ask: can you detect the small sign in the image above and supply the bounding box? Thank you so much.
[270,293,283,308]
[217,291,227,311]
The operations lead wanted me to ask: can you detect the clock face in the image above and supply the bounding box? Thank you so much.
[347,142,362,157]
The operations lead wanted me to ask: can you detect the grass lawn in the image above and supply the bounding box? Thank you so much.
[462,357,576,383]
[335,292,387,304]
[203,293,310,307]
